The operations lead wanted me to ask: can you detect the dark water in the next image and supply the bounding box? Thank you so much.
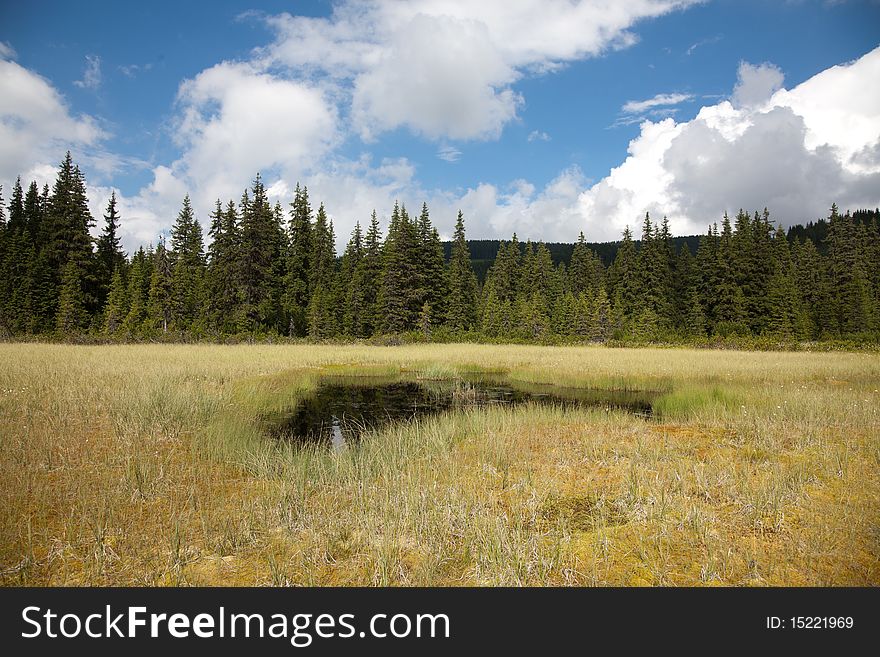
[265,377,654,448]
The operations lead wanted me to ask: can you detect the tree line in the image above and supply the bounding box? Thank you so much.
[1,152,879,343]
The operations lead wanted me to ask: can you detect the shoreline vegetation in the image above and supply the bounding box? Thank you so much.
[1,153,879,348]
[1,342,878,586]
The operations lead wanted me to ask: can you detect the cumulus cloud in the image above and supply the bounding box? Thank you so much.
[0,59,105,188]
[167,61,339,210]
[577,47,880,240]
[259,0,700,141]
[528,130,551,142]
[731,61,784,108]
[73,55,102,90]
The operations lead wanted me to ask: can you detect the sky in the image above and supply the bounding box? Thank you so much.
[1,0,879,253]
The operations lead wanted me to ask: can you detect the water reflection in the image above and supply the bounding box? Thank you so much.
[265,376,655,447]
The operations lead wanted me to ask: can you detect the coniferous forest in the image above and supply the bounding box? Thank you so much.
[2,152,879,346]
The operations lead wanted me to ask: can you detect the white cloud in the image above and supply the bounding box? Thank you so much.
[528,130,551,142]
[73,55,102,90]
[260,0,701,141]
[0,41,16,60]
[577,47,880,240]
[622,92,693,114]
[167,61,339,212]
[686,34,722,56]
[0,59,105,188]
[437,145,462,162]
[731,61,784,108]
[118,62,153,78]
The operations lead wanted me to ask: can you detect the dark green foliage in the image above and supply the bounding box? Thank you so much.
[148,238,173,333]
[446,211,478,331]
[104,268,129,335]
[346,212,382,337]
[169,195,205,331]
[378,203,422,333]
[2,155,878,345]
[825,204,875,335]
[285,184,312,336]
[607,226,640,328]
[238,176,286,333]
[568,232,603,296]
[417,203,448,325]
[204,200,243,333]
[95,191,126,309]
[56,260,88,333]
[124,247,152,333]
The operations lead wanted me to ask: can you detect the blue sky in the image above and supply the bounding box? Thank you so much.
[2,1,879,250]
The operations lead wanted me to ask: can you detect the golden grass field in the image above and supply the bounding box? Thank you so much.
[0,343,877,586]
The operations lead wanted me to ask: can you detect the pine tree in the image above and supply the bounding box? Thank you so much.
[445,210,478,331]
[306,203,337,337]
[712,214,747,335]
[682,286,706,338]
[607,226,639,329]
[124,246,152,334]
[417,203,448,324]
[285,183,312,336]
[346,211,382,337]
[765,227,805,338]
[46,153,97,322]
[480,287,508,337]
[825,204,873,335]
[95,191,126,310]
[378,203,421,332]
[148,238,172,333]
[339,222,364,336]
[590,286,612,341]
[168,195,205,331]
[634,213,673,332]
[7,177,24,232]
[104,268,129,335]
[205,200,242,333]
[791,239,829,338]
[56,260,88,333]
[238,175,285,333]
[569,231,603,296]
[484,234,521,304]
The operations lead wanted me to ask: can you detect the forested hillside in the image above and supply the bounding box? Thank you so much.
[1,153,879,343]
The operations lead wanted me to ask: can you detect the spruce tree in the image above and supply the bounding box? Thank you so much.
[56,260,88,333]
[417,203,448,324]
[95,191,126,310]
[569,231,603,296]
[285,184,312,336]
[46,153,96,321]
[339,222,364,336]
[346,211,382,337]
[124,247,152,334]
[607,226,639,329]
[168,195,205,331]
[825,204,872,335]
[378,202,421,332]
[445,210,478,331]
[148,238,173,333]
[238,175,285,332]
[104,268,129,335]
[307,203,338,337]
[765,226,805,338]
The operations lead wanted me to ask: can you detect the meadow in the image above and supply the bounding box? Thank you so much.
[0,342,877,586]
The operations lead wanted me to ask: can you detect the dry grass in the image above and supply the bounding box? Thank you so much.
[0,343,877,586]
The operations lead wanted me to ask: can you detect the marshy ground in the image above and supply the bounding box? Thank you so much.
[0,343,877,586]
